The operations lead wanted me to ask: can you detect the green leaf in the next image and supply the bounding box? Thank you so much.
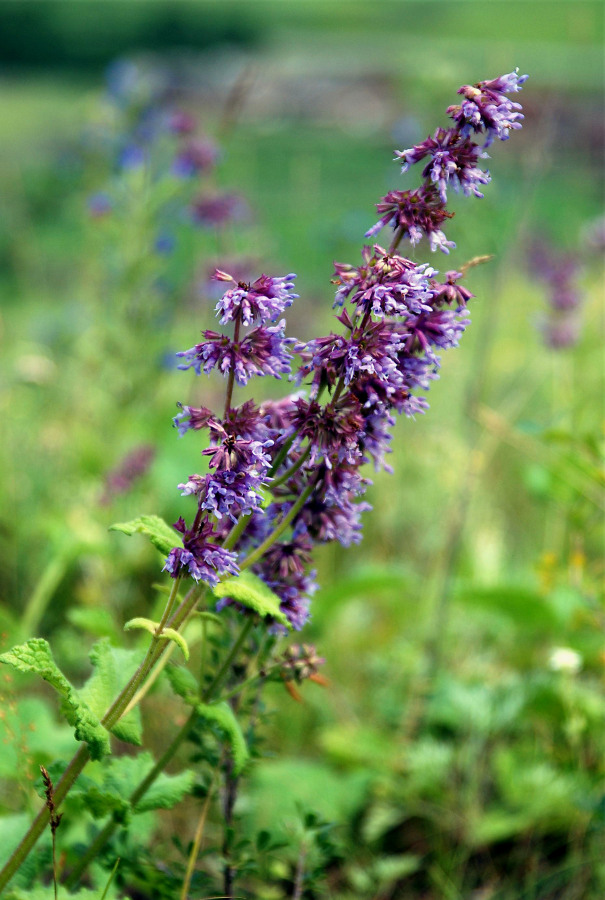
[0,639,109,759]
[79,640,142,746]
[124,618,189,660]
[213,570,290,629]
[67,606,119,641]
[136,766,196,813]
[124,616,157,637]
[72,753,195,818]
[162,627,190,661]
[196,701,249,775]
[166,664,198,701]
[109,514,180,556]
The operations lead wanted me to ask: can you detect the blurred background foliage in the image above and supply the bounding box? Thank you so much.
[0,1,603,897]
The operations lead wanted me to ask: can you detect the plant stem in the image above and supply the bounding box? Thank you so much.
[180,771,218,900]
[21,551,70,639]
[65,616,255,889]
[202,618,254,702]
[65,707,200,889]
[0,582,204,894]
[237,479,316,571]
[269,444,311,490]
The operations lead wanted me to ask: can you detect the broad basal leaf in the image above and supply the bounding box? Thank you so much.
[109,514,180,556]
[213,570,290,629]
[79,639,142,746]
[0,639,109,759]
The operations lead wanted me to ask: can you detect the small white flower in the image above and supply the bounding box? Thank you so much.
[548,647,582,674]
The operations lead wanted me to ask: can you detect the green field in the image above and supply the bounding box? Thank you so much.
[0,2,603,898]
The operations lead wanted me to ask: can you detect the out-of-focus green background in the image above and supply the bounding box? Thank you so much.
[0,2,603,897]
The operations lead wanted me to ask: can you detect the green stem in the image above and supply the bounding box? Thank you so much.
[65,616,255,889]
[21,552,70,638]
[65,708,199,889]
[268,429,300,477]
[0,583,204,894]
[238,479,316,572]
[269,444,311,490]
[202,618,255,702]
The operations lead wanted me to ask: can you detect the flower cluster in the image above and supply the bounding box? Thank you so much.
[530,239,584,349]
[165,70,527,635]
[366,68,528,254]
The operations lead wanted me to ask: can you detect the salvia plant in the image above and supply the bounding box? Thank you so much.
[0,68,528,897]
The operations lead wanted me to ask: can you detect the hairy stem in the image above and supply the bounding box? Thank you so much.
[65,616,255,889]
[238,479,317,571]
[0,582,204,894]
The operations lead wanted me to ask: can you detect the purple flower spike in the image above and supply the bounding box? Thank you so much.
[447,68,528,147]
[365,185,456,254]
[395,128,491,202]
[191,192,249,228]
[177,322,296,385]
[333,244,435,315]
[214,270,299,326]
[163,519,239,586]
[172,138,219,177]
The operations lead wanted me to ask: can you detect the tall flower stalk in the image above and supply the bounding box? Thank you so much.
[0,69,527,895]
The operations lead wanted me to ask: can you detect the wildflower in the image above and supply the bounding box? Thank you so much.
[214,271,298,325]
[172,138,219,177]
[548,647,582,674]
[447,68,528,146]
[365,185,455,253]
[176,322,296,385]
[395,127,491,201]
[164,518,239,586]
[168,110,197,135]
[191,192,249,228]
[333,244,435,315]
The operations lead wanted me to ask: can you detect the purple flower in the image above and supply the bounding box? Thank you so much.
[358,410,395,472]
[333,244,435,316]
[430,271,474,309]
[163,518,239,586]
[305,320,404,388]
[179,470,267,522]
[167,110,197,135]
[286,397,364,464]
[191,192,249,228]
[173,403,215,436]
[177,322,296,385]
[202,422,273,475]
[365,185,456,254]
[395,127,491,202]
[88,192,113,218]
[172,138,219,177]
[398,307,470,361]
[447,69,528,146]
[214,270,298,326]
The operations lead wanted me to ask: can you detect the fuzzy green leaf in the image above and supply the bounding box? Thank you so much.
[136,765,196,813]
[213,570,290,629]
[124,616,157,637]
[166,664,198,702]
[72,752,195,818]
[197,701,249,775]
[109,514,180,556]
[124,618,189,660]
[0,639,109,759]
[79,640,142,746]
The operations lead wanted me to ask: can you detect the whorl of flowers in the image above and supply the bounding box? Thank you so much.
[167,70,527,632]
[367,68,528,253]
